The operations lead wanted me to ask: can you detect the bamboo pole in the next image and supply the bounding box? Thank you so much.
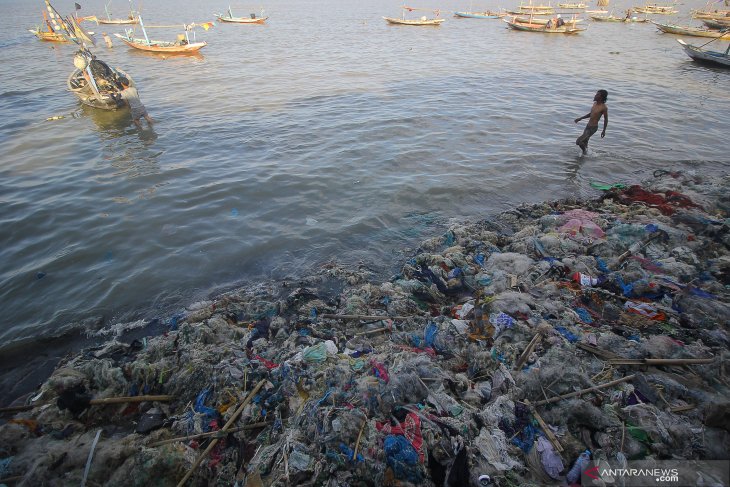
[148,422,271,447]
[90,395,174,405]
[523,400,563,453]
[354,327,390,336]
[353,418,367,461]
[176,380,266,487]
[534,375,635,406]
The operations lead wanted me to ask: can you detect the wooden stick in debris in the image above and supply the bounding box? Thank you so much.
[148,422,271,447]
[612,233,661,269]
[608,358,714,366]
[670,404,696,413]
[0,395,174,415]
[534,375,635,406]
[320,314,411,321]
[176,379,266,487]
[353,418,367,461]
[576,342,622,361]
[354,327,390,336]
[89,395,174,405]
[514,332,542,371]
[523,400,563,453]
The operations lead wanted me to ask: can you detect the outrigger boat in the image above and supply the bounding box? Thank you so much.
[384,6,445,25]
[31,0,94,43]
[701,18,730,28]
[504,15,586,32]
[215,6,268,23]
[652,21,730,38]
[94,0,139,24]
[453,10,504,18]
[114,16,209,53]
[67,48,132,110]
[514,15,584,23]
[633,4,678,14]
[677,38,730,67]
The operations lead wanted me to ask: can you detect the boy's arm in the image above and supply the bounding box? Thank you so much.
[574,113,590,123]
[601,108,608,137]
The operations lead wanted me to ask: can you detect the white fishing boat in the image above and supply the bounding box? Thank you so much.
[384,6,445,25]
[677,38,730,67]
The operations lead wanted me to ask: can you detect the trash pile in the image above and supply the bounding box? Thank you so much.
[1,171,728,486]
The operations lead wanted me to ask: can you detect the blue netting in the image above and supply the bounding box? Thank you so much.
[384,435,422,482]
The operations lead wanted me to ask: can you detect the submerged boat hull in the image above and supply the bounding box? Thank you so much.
[67,67,132,110]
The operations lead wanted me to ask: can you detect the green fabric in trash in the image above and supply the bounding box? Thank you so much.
[590,181,627,191]
[303,342,328,363]
[626,423,650,443]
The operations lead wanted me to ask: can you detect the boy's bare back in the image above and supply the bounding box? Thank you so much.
[587,101,607,127]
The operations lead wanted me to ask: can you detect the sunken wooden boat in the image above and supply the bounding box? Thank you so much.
[652,21,730,39]
[67,49,131,110]
[677,38,730,67]
[504,17,586,32]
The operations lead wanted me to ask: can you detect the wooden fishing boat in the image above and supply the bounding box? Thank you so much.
[114,16,208,53]
[516,2,555,13]
[95,0,139,24]
[692,10,730,20]
[115,33,207,52]
[514,15,583,23]
[586,9,609,14]
[384,6,444,25]
[29,24,70,42]
[504,17,586,32]
[677,38,730,67]
[453,11,504,18]
[383,16,445,25]
[633,4,677,14]
[701,18,730,28]
[215,6,268,23]
[590,13,649,21]
[67,49,131,110]
[558,3,586,8]
[652,21,730,38]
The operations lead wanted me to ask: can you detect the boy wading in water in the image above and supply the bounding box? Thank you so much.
[574,90,608,155]
[118,78,154,129]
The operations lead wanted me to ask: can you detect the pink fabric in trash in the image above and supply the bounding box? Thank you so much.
[557,209,605,239]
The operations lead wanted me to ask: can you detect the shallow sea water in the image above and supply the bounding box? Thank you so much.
[0,0,728,401]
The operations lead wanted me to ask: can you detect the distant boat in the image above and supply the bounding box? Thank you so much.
[67,48,131,110]
[215,6,268,23]
[384,6,445,25]
[677,38,730,67]
[701,18,730,28]
[590,13,649,21]
[515,15,584,23]
[557,3,586,8]
[691,9,730,20]
[95,0,139,24]
[504,16,586,32]
[633,4,678,14]
[652,21,730,38]
[29,9,71,41]
[114,16,208,54]
[453,11,504,18]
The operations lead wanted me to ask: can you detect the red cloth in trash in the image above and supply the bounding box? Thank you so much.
[376,412,424,462]
[618,186,702,216]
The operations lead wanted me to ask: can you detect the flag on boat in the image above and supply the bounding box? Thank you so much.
[75,2,81,10]
[200,21,214,30]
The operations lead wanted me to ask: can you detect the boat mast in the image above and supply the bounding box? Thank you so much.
[105,0,112,21]
[138,15,151,45]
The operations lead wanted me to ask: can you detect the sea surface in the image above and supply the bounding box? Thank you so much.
[0,0,728,402]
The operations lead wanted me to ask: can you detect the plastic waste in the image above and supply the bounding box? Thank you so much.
[572,272,605,287]
[566,450,591,484]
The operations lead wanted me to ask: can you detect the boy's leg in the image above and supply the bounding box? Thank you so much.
[144,113,154,125]
[132,117,142,128]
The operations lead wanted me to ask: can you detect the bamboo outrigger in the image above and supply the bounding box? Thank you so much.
[114,16,209,54]
[215,6,268,23]
[384,6,445,25]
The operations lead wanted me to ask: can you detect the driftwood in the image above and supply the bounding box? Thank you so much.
[355,327,391,336]
[176,380,266,487]
[320,314,411,321]
[534,375,635,406]
[148,422,271,447]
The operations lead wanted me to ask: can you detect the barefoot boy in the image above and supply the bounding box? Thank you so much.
[574,90,608,155]
[118,78,154,129]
